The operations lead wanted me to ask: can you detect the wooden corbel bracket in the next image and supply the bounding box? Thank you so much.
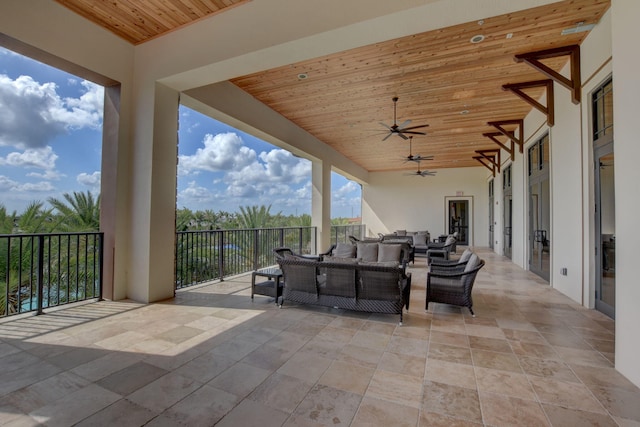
[487,119,524,153]
[514,44,581,104]
[483,131,515,161]
[502,79,555,126]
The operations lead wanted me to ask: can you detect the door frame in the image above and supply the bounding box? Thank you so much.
[444,196,473,246]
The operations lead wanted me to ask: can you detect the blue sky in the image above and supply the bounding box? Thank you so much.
[0,47,361,218]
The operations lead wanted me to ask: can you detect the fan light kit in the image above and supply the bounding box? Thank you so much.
[380,97,429,141]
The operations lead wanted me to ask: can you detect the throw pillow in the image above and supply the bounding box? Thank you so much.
[378,243,402,262]
[395,229,407,236]
[412,233,428,246]
[463,253,480,272]
[459,248,473,262]
[334,242,356,258]
[357,242,379,262]
[444,235,456,246]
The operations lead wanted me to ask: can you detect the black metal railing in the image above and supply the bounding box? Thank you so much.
[175,226,317,289]
[330,224,366,245]
[0,232,103,318]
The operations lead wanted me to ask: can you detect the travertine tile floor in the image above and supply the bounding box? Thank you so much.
[0,247,638,426]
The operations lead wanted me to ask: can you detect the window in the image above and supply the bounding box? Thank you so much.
[592,78,613,143]
[528,134,549,177]
[503,165,512,190]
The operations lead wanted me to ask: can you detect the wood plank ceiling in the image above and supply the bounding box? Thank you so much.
[53,0,250,44]
[56,0,611,173]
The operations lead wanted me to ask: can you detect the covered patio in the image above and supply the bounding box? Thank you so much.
[0,249,632,426]
[2,0,640,423]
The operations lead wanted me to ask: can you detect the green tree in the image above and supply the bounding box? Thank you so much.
[291,213,312,227]
[176,207,194,231]
[0,205,17,234]
[238,205,279,229]
[48,191,100,231]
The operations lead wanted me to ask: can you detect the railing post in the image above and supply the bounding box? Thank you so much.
[98,232,104,301]
[36,235,44,315]
[253,229,259,271]
[218,231,224,281]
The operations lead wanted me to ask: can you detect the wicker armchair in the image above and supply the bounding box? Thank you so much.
[429,248,474,272]
[426,235,456,264]
[273,247,296,260]
[426,254,485,316]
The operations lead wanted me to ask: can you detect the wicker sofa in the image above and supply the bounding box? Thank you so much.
[276,255,412,324]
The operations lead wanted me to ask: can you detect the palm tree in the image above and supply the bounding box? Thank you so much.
[176,207,194,231]
[48,191,100,231]
[238,205,277,229]
[0,205,17,234]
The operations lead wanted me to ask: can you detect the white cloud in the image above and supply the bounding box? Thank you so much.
[0,146,58,170]
[77,171,101,190]
[17,181,55,192]
[178,133,256,175]
[0,175,19,191]
[178,181,216,204]
[333,181,359,198]
[0,175,54,192]
[0,74,103,149]
[223,149,311,204]
[27,170,65,180]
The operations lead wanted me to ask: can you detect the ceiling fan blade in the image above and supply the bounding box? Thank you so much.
[379,122,392,131]
[397,119,411,129]
[401,124,429,131]
[401,131,427,136]
[397,132,409,140]
[413,155,434,161]
[382,132,393,141]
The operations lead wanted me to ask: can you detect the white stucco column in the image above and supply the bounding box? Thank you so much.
[127,82,179,303]
[611,0,640,387]
[312,160,332,253]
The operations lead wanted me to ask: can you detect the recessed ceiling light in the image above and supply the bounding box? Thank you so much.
[478,20,484,25]
[297,73,308,80]
[460,110,470,115]
[470,34,485,44]
[506,33,513,39]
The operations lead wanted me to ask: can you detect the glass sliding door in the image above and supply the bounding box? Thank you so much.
[528,134,550,281]
[503,165,512,259]
[596,149,615,318]
[489,180,494,250]
[592,77,614,319]
[448,200,469,245]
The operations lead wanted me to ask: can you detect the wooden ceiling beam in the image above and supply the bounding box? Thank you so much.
[502,79,555,126]
[514,44,581,104]
[487,119,524,153]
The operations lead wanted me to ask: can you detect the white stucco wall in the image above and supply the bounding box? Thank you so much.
[611,0,640,388]
[362,167,489,247]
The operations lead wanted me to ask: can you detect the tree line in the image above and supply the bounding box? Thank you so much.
[1,192,357,235]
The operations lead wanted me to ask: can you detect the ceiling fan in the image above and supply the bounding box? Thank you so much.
[401,136,434,163]
[380,97,429,141]
[404,160,437,177]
